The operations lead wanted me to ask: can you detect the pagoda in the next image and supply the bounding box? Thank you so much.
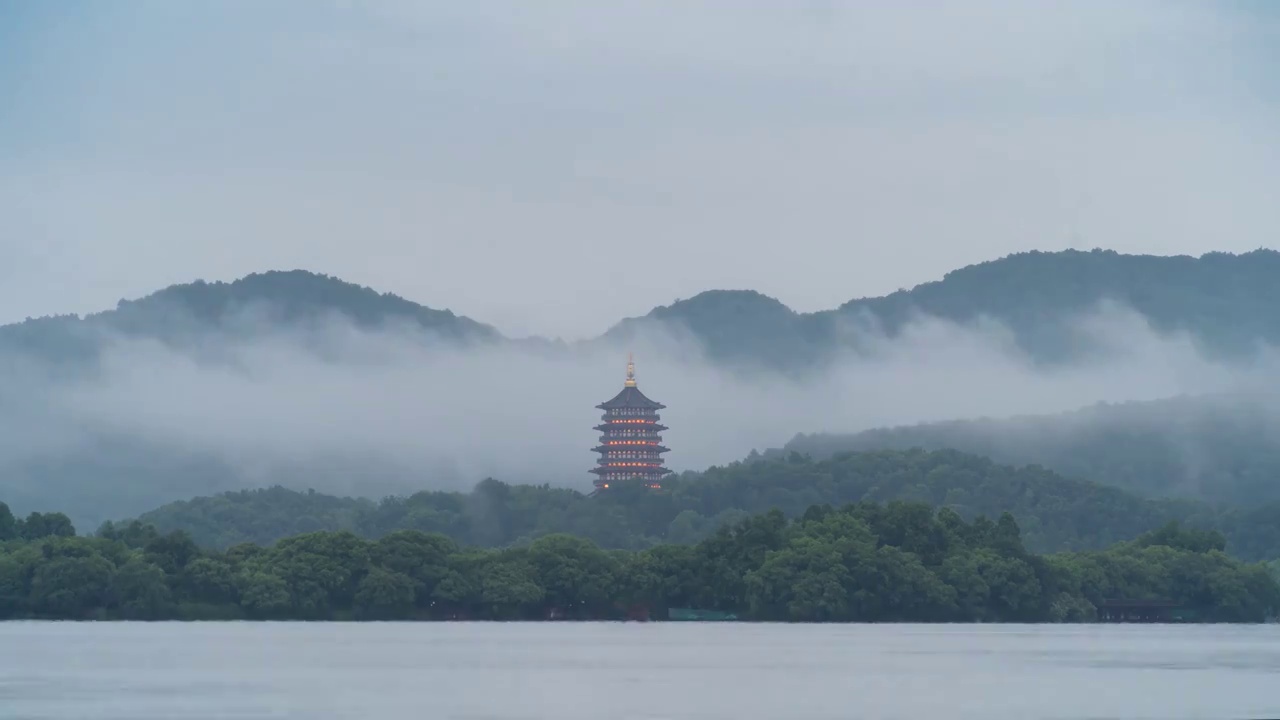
[591,354,672,491]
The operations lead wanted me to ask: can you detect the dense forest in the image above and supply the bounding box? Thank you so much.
[780,393,1280,506]
[129,449,1280,563]
[4,499,1276,622]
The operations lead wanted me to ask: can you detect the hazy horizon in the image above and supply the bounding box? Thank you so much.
[7,248,1280,341]
[4,2,1280,523]
[4,1,1279,339]
[5,290,1279,525]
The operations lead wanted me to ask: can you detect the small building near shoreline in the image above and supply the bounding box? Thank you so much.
[1097,599,1192,622]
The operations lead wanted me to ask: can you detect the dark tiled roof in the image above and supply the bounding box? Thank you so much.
[596,385,665,410]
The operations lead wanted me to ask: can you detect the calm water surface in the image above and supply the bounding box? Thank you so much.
[1,622,1278,719]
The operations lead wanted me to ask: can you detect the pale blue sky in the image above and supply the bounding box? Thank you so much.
[2,1,1278,338]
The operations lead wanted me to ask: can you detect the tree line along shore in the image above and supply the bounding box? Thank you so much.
[2,497,1276,623]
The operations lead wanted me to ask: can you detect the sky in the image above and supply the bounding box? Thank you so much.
[2,0,1278,339]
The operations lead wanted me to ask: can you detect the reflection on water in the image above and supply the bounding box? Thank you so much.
[1,622,1278,720]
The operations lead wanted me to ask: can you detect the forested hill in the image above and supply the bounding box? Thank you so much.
[0,270,500,364]
[2,248,1280,368]
[0,272,508,526]
[603,249,1280,368]
[5,249,1280,526]
[779,393,1280,507]
[833,249,1280,361]
[124,449,1280,562]
[5,249,1280,369]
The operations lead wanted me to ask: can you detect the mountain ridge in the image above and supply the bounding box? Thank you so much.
[8,247,1280,369]
[5,248,1280,527]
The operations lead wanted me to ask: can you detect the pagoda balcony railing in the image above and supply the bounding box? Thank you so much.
[592,463,669,472]
[602,408,664,417]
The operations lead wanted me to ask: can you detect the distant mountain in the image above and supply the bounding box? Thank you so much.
[6,249,1280,370]
[111,269,498,336]
[0,270,501,366]
[5,249,1280,525]
[605,249,1280,368]
[778,392,1280,506]
[0,273,506,527]
[837,248,1280,351]
[601,289,830,370]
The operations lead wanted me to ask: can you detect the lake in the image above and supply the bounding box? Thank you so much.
[2,622,1278,719]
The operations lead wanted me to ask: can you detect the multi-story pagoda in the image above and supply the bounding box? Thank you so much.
[591,354,671,491]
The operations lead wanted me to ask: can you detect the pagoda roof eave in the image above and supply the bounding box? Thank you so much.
[596,385,665,410]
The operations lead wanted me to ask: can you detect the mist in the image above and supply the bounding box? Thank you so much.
[1,298,1274,527]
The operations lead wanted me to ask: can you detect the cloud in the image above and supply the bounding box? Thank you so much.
[0,297,1265,527]
[2,1,1279,523]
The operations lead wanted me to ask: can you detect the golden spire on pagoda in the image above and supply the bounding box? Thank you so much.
[624,352,636,387]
